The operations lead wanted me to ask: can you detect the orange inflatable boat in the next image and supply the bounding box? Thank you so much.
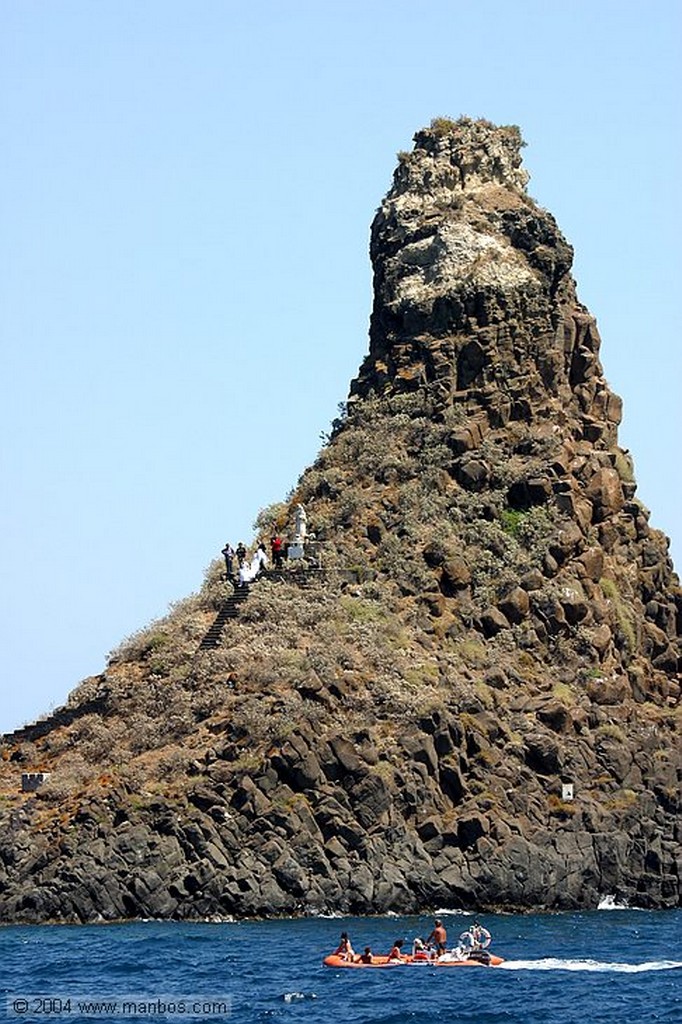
[323,951,505,969]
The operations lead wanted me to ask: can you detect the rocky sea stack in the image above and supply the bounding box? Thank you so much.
[1,118,680,923]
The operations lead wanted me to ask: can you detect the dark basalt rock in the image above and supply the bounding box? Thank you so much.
[524,733,562,775]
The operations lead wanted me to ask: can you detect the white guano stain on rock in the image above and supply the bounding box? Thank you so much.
[389,221,537,310]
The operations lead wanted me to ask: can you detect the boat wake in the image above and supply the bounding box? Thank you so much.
[499,958,682,973]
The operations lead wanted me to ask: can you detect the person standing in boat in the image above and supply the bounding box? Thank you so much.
[333,931,355,961]
[426,919,448,956]
[469,921,491,950]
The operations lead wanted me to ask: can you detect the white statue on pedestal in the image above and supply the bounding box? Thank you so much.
[294,504,307,543]
[288,503,308,561]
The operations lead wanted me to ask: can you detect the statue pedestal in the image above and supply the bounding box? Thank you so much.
[288,543,305,561]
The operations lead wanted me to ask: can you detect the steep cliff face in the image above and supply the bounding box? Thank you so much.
[0,118,680,924]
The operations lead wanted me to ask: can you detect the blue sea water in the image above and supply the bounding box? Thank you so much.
[1,909,680,1024]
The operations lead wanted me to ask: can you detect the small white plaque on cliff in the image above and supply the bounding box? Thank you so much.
[562,783,574,802]
[21,772,51,793]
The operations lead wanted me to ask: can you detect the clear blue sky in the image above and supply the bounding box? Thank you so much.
[1,1,680,734]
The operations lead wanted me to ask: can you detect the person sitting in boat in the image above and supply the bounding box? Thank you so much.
[359,946,373,964]
[426,919,447,956]
[469,921,491,950]
[412,937,430,961]
[388,938,408,961]
[333,931,355,961]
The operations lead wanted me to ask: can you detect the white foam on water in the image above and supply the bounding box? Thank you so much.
[597,895,633,911]
[499,958,682,973]
[434,908,472,916]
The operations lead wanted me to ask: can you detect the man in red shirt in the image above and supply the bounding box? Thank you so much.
[271,534,284,569]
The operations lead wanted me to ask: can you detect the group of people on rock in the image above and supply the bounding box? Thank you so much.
[221,535,285,585]
[333,919,492,964]
[220,504,313,585]
[220,542,245,578]
[221,541,266,584]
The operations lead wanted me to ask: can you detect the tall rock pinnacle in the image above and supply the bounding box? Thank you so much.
[353,117,613,439]
[338,117,681,694]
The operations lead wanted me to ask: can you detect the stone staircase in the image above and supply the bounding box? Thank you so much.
[198,568,325,650]
[198,583,251,650]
